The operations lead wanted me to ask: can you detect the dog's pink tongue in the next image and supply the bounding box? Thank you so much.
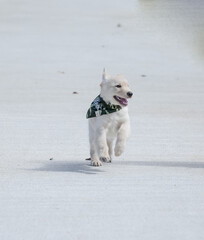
[121,98,128,106]
[114,96,128,106]
[117,96,128,106]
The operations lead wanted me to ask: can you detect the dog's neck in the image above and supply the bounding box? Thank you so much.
[86,95,122,119]
[100,92,123,107]
[99,94,118,108]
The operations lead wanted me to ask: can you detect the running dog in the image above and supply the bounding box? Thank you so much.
[86,69,133,166]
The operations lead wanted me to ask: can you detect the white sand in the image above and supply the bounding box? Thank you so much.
[0,0,204,239]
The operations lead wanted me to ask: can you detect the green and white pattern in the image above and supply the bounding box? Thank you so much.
[86,95,122,119]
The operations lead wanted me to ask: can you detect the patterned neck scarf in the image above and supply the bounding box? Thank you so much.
[86,95,122,119]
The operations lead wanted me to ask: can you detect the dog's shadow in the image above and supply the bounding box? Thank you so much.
[29,159,204,175]
[31,160,104,175]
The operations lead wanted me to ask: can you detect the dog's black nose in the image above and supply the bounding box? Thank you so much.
[127,91,133,97]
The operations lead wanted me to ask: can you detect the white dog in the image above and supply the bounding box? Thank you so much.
[86,69,133,166]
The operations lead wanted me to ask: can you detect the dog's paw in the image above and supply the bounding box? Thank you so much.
[114,145,124,157]
[100,156,112,163]
[91,159,102,167]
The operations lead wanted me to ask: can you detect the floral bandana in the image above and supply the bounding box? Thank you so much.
[86,95,122,119]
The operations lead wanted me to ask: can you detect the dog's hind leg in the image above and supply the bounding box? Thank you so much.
[107,138,114,162]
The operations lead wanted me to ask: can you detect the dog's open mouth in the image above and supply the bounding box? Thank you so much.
[114,96,128,106]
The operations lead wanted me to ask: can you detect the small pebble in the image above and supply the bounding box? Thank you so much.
[73,91,79,94]
[141,74,146,77]
[117,23,122,27]
[50,158,53,161]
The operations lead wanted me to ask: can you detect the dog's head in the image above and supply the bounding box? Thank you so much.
[100,69,133,107]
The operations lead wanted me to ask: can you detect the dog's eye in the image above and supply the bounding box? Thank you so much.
[115,85,121,88]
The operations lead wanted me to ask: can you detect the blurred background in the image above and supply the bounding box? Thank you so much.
[0,1,204,239]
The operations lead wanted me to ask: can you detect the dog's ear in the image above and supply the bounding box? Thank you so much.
[102,68,110,81]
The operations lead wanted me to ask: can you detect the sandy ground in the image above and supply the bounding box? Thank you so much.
[0,0,204,239]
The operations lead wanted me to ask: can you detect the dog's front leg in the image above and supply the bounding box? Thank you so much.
[89,122,102,167]
[96,127,111,163]
[114,121,130,157]
[90,142,102,167]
